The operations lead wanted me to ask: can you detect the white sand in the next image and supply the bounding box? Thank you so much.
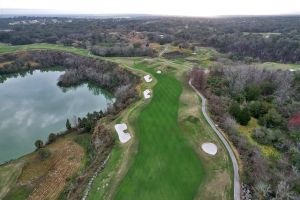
[114,123,131,143]
[289,69,296,72]
[144,75,152,82]
[156,70,162,74]
[201,143,218,155]
[143,89,151,99]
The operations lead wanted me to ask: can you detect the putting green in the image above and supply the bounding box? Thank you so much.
[114,66,204,200]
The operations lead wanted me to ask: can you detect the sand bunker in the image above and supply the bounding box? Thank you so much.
[144,75,152,82]
[156,70,162,74]
[143,89,151,99]
[114,123,131,143]
[289,69,296,72]
[201,143,218,155]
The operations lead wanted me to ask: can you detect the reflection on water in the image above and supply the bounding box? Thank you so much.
[0,70,114,164]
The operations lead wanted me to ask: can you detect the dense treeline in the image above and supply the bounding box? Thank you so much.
[204,33,300,62]
[0,50,138,89]
[190,67,300,199]
[1,16,300,62]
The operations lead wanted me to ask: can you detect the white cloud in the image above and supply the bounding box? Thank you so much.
[1,0,299,16]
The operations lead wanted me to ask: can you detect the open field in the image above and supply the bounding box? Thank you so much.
[0,133,86,200]
[0,161,24,199]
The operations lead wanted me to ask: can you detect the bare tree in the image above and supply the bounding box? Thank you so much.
[275,181,296,200]
[254,181,271,200]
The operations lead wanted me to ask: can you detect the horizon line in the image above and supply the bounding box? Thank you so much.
[1,8,300,18]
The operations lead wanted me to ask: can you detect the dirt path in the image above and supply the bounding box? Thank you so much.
[189,79,241,200]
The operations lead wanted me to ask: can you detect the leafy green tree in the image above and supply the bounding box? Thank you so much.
[259,109,283,128]
[249,101,271,118]
[291,148,300,170]
[230,102,251,125]
[249,101,261,118]
[289,130,300,142]
[238,107,251,125]
[66,119,72,130]
[229,102,241,118]
[47,133,56,144]
[34,140,44,150]
[244,84,261,101]
[260,82,276,96]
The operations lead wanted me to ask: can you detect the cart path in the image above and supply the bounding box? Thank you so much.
[189,79,240,200]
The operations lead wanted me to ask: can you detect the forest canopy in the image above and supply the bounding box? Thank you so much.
[1,16,300,62]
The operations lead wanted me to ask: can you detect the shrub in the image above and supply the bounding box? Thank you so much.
[38,149,51,160]
[229,102,241,118]
[230,102,251,125]
[238,107,251,125]
[289,130,300,142]
[244,84,261,101]
[290,148,300,170]
[252,127,280,145]
[260,81,276,96]
[258,109,283,128]
[249,101,271,118]
[34,140,44,150]
[47,133,57,144]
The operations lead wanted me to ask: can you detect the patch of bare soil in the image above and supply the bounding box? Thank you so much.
[25,136,84,200]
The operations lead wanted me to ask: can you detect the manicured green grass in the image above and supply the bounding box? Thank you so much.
[114,66,204,200]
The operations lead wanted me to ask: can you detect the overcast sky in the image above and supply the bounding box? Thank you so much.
[1,0,300,16]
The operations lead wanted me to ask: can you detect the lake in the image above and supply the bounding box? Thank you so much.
[0,70,114,164]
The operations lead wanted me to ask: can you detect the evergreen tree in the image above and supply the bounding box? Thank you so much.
[244,84,261,101]
[34,139,44,150]
[66,119,72,130]
[238,107,251,125]
[47,133,56,144]
[229,102,241,118]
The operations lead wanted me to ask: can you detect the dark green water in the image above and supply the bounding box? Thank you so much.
[0,70,113,164]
